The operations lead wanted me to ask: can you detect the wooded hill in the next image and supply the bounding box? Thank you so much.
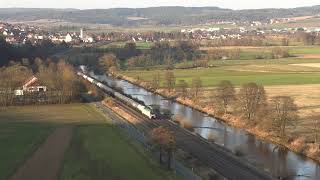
[0,6,319,26]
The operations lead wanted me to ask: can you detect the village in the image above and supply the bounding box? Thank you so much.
[2,19,320,47]
[0,22,94,45]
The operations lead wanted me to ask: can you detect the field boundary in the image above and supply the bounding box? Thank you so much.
[10,126,73,180]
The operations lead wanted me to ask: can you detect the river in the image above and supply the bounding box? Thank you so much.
[91,72,320,180]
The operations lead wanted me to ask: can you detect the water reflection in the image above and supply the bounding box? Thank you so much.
[91,72,320,180]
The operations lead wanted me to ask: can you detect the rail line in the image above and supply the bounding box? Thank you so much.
[103,93,274,180]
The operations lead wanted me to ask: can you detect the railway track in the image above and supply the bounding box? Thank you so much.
[105,94,275,180]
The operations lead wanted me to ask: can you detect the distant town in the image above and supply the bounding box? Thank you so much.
[2,18,320,47]
[0,22,94,45]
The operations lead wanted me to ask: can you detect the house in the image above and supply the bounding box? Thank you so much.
[84,36,94,43]
[15,76,47,96]
[65,33,73,43]
[5,36,16,43]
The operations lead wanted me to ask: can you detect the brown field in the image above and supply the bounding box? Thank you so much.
[265,85,320,138]
[199,84,320,139]
[291,63,320,68]
[296,54,320,59]
[200,46,296,50]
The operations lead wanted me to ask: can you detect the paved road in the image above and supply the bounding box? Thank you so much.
[10,126,73,180]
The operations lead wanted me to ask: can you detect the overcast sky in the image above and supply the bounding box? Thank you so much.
[1,0,319,10]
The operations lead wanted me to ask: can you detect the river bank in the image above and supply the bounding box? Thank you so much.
[117,73,320,164]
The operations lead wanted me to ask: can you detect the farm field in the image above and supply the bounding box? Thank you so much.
[194,84,320,139]
[0,123,54,180]
[266,17,320,28]
[0,103,105,124]
[99,41,154,49]
[0,103,171,180]
[122,58,320,87]
[0,104,105,180]
[201,46,320,60]
[60,125,169,180]
[121,52,320,140]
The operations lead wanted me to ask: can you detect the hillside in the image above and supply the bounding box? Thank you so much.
[0,6,319,27]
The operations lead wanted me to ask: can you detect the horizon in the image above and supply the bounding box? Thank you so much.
[1,4,320,11]
[1,0,320,10]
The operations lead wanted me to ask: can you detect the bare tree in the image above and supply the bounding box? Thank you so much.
[191,77,202,100]
[151,72,161,90]
[306,112,320,144]
[177,80,188,99]
[272,47,290,59]
[164,56,174,70]
[98,53,118,74]
[214,80,236,114]
[150,127,176,169]
[34,57,43,72]
[315,119,320,144]
[238,83,267,121]
[0,63,33,107]
[270,96,298,139]
[164,71,175,92]
[281,38,289,46]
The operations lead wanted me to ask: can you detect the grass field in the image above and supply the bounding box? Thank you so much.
[121,49,320,140]
[100,41,154,49]
[0,123,54,180]
[0,104,104,180]
[0,103,172,180]
[60,125,170,180]
[201,46,320,60]
[122,58,320,87]
[0,104,105,124]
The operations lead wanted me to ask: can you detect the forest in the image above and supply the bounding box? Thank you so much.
[0,36,69,66]
[1,6,320,26]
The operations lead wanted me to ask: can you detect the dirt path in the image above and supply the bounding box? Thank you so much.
[10,126,73,180]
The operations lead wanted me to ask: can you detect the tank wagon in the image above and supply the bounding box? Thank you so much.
[78,72,156,119]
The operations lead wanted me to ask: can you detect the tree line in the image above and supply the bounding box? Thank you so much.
[146,71,313,143]
[0,37,69,67]
[68,38,299,72]
[0,59,81,107]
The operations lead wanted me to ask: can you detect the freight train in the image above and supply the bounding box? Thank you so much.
[78,72,156,119]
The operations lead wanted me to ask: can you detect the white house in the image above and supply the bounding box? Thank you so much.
[84,36,94,43]
[65,33,73,43]
[15,76,47,96]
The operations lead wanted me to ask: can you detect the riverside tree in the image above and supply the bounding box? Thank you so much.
[308,113,320,144]
[270,96,298,139]
[214,80,236,114]
[191,77,202,100]
[164,71,175,92]
[238,83,267,122]
[177,80,188,99]
[151,72,161,90]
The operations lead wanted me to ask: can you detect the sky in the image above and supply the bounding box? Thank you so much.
[0,0,319,10]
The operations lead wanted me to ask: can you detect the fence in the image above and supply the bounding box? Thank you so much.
[94,102,202,180]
